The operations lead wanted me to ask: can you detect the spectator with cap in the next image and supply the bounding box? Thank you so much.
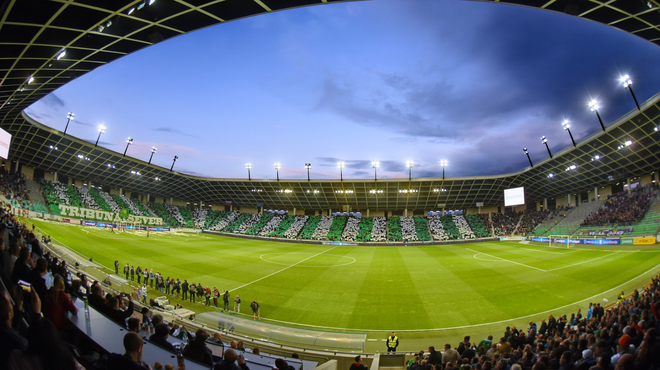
[611,335,633,365]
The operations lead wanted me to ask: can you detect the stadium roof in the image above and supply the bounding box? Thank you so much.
[2,0,660,211]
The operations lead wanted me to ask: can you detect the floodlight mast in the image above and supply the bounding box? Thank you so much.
[338,161,345,182]
[305,163,311,181]
[589,99,606,132]
[170,155,178,171]
[406,160,413,181]
[95,124,106,147]
[541,136,552,159]
[440,159,448,180]
[372,161,379,181]
[562,120,576,147]
[123,137,133,156]
[148,146,157,164]
[63,112,74,136]
[274,162,281,182]
[620,75,640,111]
[246,163,252,181]
[523,148,533,168]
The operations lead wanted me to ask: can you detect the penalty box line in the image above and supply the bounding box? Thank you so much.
[229,246,338,291]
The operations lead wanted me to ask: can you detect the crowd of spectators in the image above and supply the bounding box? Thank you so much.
[401,217,419,242]
[77,186,98,209]
[259,214,284,237]
[192,207,208,229]
[428,216,449,241]
[410,277,660,370]
[211,211,240,231]
[163,204,185,227]
[582,187,657,227]
[236,213,261,234]
[453,215,476,239]
[0,169,30,201]
[517,210,551,236]
[99,191,121,212]
[488,213,521,236]
[312,216,334,240]
[371,217,387,242]
[342,217,360,241]
[282,216,308,239]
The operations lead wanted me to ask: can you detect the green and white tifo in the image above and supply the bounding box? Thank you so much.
[33,219,660,332]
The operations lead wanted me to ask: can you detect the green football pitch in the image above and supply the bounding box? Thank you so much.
[29,219,660,349]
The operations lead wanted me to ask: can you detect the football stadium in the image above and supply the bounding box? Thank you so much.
[1,1,660,370]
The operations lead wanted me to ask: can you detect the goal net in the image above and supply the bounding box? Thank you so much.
[549,235,571,248]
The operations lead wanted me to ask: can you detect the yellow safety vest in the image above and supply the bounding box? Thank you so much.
[388,336,398,348]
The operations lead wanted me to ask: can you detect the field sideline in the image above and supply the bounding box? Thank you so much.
[28,219,660,348]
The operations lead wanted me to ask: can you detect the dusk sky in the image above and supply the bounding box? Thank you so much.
[26,0,660,180]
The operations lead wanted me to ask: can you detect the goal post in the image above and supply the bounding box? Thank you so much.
[549,235,571,248]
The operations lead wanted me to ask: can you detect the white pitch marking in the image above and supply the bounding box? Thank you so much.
[521,247,576,255]
[230,246,337,291]
[545,251,622,272]
[466,248,547,272]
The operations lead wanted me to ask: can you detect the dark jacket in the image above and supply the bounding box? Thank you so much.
[214,360,251,370]
[107,353,151,370]
[149,333,176,353]
[26,268,47,300]
[107,300,134,326]
[428,349,442,365]
[183,339,213,366]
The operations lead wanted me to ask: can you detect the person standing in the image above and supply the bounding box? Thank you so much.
[130,266,135,282]
[165,277,171,295]
[223,290,230,311]
[190,282,196,303]
[141,285,148,304]
[136,266,142,284]
[149,269,154,288]
[205,286,211,306]
[213,287,220,308]
[174,279,181,297]
[114,260,119,275]
[234,294,241,314]
[251,300,260,320]
[386,332,399,352]
[124,263,130,280]
[143,268,149,286]
[181,280,189,301]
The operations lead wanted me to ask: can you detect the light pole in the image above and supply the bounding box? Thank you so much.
[305,163,311,181]
[439,159,448,180]
[95,124,106,147]
[541,136,552,159]
[562,119,576,147]
[523,148,533,168]
[148,146,157,164]
[620,75,640,111]
[372,161,379,181]
[246,163,252,181]
[123,137,133,156]
[63,112,74,136]
[406,160,413,181]
[338,161,345,182]
[170,155,178,171]
[274,162,281,182]
[589,99,606,132]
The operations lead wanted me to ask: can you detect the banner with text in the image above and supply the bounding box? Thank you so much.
[60,205,163,225]
[80,220,170,231]
[530,237,620,245]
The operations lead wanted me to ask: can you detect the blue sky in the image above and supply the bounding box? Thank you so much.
[26,0,660,180]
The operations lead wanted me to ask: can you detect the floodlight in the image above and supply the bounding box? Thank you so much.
[589,99,606,131]
[591,155,601,161]
[523,148,533,168]
[625,140,633,146]
[56,50,66,61]
[338,161,345,181]
[305,163,311,181]
[123,137,133,156]
[246,163,252,181]
[548,173,554,178]
[27,76,34,84]
[562,119,576,147]
[620,74,640,110]
[406,160,413,181]
[439,159,448,179]
[170,155,178,171]
[541,136,552,158]
[148,146,157,164]
[274,162,281,181]
[94,124,106,147]
[127,7,135,14]
[372,160,379,181]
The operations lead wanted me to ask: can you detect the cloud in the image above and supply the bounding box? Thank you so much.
[74,120,94,127]
[40,93,65,109]
[82,139,116,147]
[150,127,196,138]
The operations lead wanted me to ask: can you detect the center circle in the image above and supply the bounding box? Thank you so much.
[260,253,356,267]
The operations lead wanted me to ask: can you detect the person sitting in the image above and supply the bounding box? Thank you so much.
[25,258,48,300]
[213,348,250,370]
[7,316,83,370]
[149,323,176,353]
[42,274,77,332]
[107,332,152,370]
[106,294,134,327]
[88,284,106,313]
[127,317,141,333]
[0,290,28,368]
[275,358,296,370]
[183,328,213,366]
